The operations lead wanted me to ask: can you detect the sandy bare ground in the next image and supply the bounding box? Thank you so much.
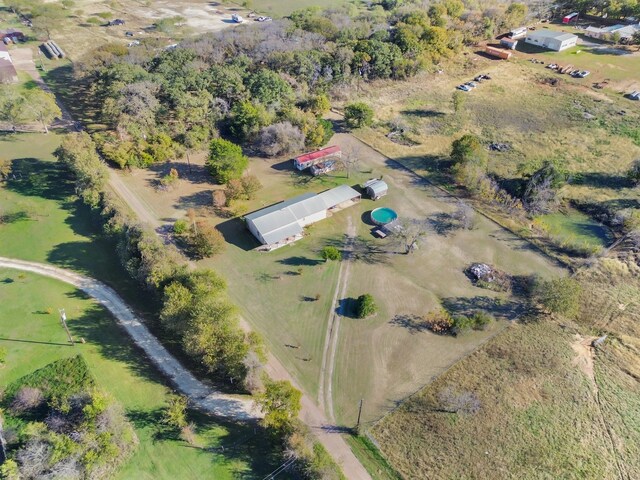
[0,256,260,421]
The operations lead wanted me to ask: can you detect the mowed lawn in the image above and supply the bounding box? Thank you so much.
[199,132,564,426]
[0,271,282,480]
[0,132,287,479]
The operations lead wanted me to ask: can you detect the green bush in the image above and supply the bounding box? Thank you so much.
[452,311,494,335]
[533,277,581,318]
[344,102,374,129]
[321,246,342,261]
[471,311,494,330]
[357,294,378,318]
[173,219,188,235]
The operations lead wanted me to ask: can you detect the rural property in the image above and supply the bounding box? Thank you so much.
[1,0,639,479]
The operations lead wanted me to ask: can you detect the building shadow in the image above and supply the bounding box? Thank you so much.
[216,217,261,251]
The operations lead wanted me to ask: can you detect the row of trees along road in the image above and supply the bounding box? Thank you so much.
[53,132,345,479]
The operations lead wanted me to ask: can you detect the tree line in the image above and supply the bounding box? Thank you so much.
[69,0,533,173]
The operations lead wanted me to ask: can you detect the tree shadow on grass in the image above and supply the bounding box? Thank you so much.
[5,158,73,202]
[441,295,530,321]
[427,212,457,236]
[572,172,634,190]
[401,109,446,118]
[337,298,359,318]
[278,256,322,267]
[174,189,214,212]
[389,314,429,334]
[322,235,392,265]
[65,300,172,388]
[128,406,287,478]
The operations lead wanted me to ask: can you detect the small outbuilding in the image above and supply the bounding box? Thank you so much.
[524,30,578,51]
[363,178,388,200]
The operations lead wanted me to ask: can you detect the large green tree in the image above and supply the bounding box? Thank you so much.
[256,379,302,433]
[207,138,248,183]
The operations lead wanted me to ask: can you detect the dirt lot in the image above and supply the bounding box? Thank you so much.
[32,0,249,60]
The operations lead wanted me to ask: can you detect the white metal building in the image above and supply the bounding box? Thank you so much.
[524,30,578,51]
[245,185,361,250]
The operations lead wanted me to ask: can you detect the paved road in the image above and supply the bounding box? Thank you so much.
[0,257,260,421]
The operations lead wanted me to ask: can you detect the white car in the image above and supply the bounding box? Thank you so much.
[457,84,471,92]
[256,16,273,22]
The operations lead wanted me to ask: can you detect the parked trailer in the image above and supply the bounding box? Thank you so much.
[46,41,61,58]
[41,42,56,59]
[485,46,512,59]
[49,40,65,58]
[500,37,518,49]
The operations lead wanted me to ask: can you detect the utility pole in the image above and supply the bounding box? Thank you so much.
[356,398,363,430]
[59,309,74,345]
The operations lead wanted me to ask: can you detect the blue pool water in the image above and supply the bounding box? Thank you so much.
[371,207,398,225]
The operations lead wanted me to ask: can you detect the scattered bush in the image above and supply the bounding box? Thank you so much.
[344,102,374,129]
[10,387,44,413]
[173,219,188,235]
[321,246,342,261]
[424,308,454,334]
[356,294,378,318]
[533,277,581,318]
[452,311,494,335]
[187,220,226,258]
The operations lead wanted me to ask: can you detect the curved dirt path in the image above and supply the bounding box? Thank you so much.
[0,257,260,421]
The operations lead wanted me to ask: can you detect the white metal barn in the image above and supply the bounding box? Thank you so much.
[245,185,361,250]
[524,30,578,51]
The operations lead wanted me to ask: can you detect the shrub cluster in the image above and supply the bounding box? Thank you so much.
[1,357,136,480]
[356,294,378,318]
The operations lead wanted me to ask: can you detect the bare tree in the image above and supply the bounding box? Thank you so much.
[257,122,305,157]
[17,440,51,478]
[340,144,361,178]
[523,175,561,215]
[11,387,44,413]
[394,218,429,254]
[437,387,481,414]
[452,201,475,230]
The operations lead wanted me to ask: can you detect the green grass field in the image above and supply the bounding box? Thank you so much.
[0,270,284,479]
[0,132,288,479]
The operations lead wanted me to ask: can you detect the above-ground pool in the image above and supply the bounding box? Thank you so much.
[371,207,398,225]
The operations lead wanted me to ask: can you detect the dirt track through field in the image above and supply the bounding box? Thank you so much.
[318,216,356,422]
[0,257,260,421]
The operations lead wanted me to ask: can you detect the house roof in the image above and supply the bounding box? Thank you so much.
[294,145,341,165]
[0,58,18,83]
[526,30,577,42]
[246,185,360,245]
